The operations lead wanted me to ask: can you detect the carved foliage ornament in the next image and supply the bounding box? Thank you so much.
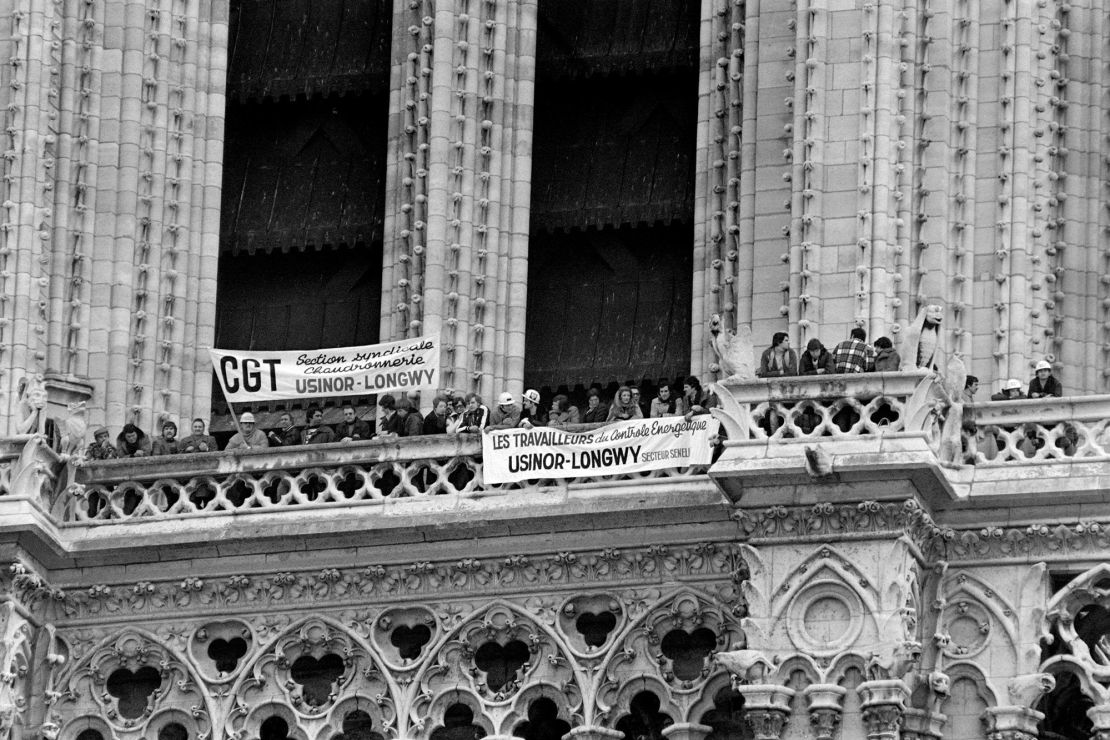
[45,542,747,620]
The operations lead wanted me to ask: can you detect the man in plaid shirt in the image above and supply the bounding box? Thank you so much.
[832,327,875,373]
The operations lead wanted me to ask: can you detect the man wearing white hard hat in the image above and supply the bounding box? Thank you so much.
[225,411,270,450]
[990,378,1025,401]
[519,389,546,429]
[487,391,521,430]
[1027,360,1062,399]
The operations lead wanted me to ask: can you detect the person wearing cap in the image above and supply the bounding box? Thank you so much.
[180,418,218,453]
[990,378,1025,401]
[1027,360,1062,399]
[456,393,489,433]
[151,420,181,456]
[488,391,521,430]
[303,407,336,445]
[799,338,835,375]
[518,389,546,429]
[335,405,372,442]
[85,426,118,460]
[226,412,269,450]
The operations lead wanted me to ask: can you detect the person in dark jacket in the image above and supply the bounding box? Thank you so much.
[1027,360,1063,398]
[873,337,901,371]
[458,393,489,433]
[115,423,152,457]
[267,412,303,446]
[335,405,372,442]
[520,389,546,428]
[151,421,180,456]
[303,407,336,445]
[582,388,608,424]
[682,376,718,420]
[757,332,798,377]
[374,395,400,438]
[423,396,451,435]
[396,398,424,437]
[799,339,835,375]
[180,418,218,453]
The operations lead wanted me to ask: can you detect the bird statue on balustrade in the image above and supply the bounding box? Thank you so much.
[709,313,756,380]
[58,401,87,460]
[714,649,776,684]
[900,304,946,371]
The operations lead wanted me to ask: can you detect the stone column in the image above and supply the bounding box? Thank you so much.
[737,684,794,740]
[803,683,846,740]
[0,0,228,435]
[384,0,536,401]
[857,679,909,740]
[1087,704,1110,740]
[981,706,1042,740]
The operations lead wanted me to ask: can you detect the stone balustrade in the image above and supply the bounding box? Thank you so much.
[1,371,1106,525]
[61,430,704,523]
[967,394,1110,465]
[710,369,933,441]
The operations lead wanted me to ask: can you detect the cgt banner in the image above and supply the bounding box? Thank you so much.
[482,416,720,484]
[209,336,440,403]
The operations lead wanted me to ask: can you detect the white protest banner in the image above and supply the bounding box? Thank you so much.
[209,336,440,403]
[482,416,719,484]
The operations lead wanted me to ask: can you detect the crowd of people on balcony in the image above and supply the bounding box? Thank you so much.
[82,377,721,459]
[82,323,1069,461]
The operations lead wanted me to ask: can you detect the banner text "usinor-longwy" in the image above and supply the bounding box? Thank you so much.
[482,417,717,484]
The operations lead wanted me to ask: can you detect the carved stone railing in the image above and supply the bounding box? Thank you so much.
[0,434,65,507]
[967,394,1110,466]
[63,431,706,523]
[710,369,935,441]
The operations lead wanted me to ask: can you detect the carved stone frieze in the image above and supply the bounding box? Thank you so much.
[733,499,948,559]
[37,586,747,740]
[5,542,747,624]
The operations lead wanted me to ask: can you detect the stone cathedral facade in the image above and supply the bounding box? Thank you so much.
[3,0,1110,740]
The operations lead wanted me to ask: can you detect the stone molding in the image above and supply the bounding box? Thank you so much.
[733,498,947,558]
[0,542,748,623]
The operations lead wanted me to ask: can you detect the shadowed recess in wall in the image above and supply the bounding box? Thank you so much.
[106,666,161,719]
[616,691,673,740]
[514,697,570,740]
[290,653,345,706]
[430,704,487,740]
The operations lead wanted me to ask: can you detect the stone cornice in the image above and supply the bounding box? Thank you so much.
[5,540,749,624]
[733,499,949,559]
[735,498,1110,564]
